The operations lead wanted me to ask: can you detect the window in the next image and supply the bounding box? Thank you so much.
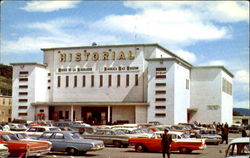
[48,73,51,76]
[18,112,28,116]
[117,74,121,87]
[39,109,44,112]
[37,128,45,132]
[18,106,28,109]
[19,78,28,81]
[156,68,166,71]
[65,111,69,120]
[156,75,166,79]
[41,133,53,139]
[91,75,94,87]
[155,113,166,117]
[19,92,28,95]
[48,86,51,90]
[57,76,61,87]
[186,79,189,90]
[19,85,28,88]
[48,80,51,83]
[82,75,86,87]
[155,98,166,102]
[19,99,28,102]
[100,75,103,87]
[222,78,232,95]
[53,133,64,139]
[27,127,37,132]
[135,74,139,86]
[126,74,129,86]
[19,71,28,74]
[66,76,69,87]
[155,106,166,109]
[155,90,166,94]
[156,83,166,86]
[108,75,112,87]
[59,111,63,119]
[74,75,77,87]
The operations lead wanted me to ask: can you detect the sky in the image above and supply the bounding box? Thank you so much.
[0,1,249,109]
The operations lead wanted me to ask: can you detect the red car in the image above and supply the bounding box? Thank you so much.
[129,131,206,154]
[0,131,51,157]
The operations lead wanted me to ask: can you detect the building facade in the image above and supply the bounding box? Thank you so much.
[11,44,234,125]
[0,95,12,122]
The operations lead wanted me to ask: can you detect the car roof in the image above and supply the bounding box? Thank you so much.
[229,137,250,144]
[154,131,184,135]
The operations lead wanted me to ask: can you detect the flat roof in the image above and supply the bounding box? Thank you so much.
[10,62,47,67]
[192,66,234,78]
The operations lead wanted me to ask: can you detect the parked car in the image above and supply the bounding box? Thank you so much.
[0,131,51,157]
[83,129,132,147]
[225,137,250,158]
[114,128,151,138]
[129,131,206,154]
[8,123,27,131]
[37,131,104,155]
[26,126,61,138]
[198,129,222,145]
[0,143,9,158]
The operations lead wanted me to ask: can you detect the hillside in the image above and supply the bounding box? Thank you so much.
[233,108,250,116]
[0,64,12,96]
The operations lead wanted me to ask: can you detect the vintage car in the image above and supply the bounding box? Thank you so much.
[37,131,104,155]
[114,128,151,138]
[8,123,27,131]
[198,129,222,145]
[129,131,206,154]
[0,143,9,158]
[26,126,61,138]
[83,129,132,147]
[225,137,250,158]
[0,131,51,157]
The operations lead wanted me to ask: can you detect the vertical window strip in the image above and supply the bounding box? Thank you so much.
[100,75,103,87]
[91,75,94,87]
[74,75,77,87]
[135,74,139,86]
[57,76,61,87]
[82,75,86,87]
[109,75,112,87]
[117,74,121,87]
[66,76,69,87]
[126,74,129,87]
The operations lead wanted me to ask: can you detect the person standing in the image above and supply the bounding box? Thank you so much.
[161,129,172,158]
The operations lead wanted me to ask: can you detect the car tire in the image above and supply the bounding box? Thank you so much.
[113,140,122,148]
[79,151,87,155]
[135,144,145,152]
[67,148,79,155]
[179,147,191,154]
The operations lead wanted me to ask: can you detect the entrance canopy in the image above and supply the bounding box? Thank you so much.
[31,102,149,106]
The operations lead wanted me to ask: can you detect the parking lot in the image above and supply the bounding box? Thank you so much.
[40,133,240,158]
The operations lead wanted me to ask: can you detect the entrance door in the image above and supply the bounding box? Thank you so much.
[82,107,108,125]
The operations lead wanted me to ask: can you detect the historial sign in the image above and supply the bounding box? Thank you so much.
[59,50,135,62]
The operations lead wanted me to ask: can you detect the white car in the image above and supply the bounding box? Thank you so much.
[0,144,9,158]
[225,137,250,158]
[25,126,61,138]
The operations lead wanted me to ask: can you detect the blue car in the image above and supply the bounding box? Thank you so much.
[37,131,104,155]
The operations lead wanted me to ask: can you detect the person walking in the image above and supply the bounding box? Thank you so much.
[161,129,172,158]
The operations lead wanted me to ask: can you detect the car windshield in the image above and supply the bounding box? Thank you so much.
[0,134,19,141]
[17,124,26,128]
[181,133,190,138]
[114,130,126,135]
[16,133,28,139]
[70,133,82,139]
[49,128,60,131]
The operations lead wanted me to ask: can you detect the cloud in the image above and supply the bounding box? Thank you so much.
[174,50,197,64]
[235,70,249,84]
[201,60,227,66]
[21,1,81,12]
[234,100,249,109]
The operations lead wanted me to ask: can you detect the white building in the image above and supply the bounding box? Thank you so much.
[11,43,234,125]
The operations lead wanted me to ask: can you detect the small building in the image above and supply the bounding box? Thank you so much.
[11,43,234,125]
[0,95,12,122]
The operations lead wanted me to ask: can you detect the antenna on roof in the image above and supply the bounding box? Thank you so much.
[92,42,97,46]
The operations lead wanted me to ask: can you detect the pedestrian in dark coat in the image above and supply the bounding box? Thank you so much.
[161,129,172,158]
